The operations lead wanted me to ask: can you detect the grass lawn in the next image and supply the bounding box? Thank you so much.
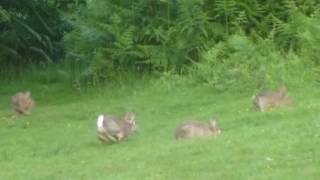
[0,81,319,180]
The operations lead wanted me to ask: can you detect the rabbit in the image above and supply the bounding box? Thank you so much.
[96,112,138,143]
[175,117,221,140]
[253,84,292,112]
[11,91,34,115]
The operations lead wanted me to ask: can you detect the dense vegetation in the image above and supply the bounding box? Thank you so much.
[1,0,320,89]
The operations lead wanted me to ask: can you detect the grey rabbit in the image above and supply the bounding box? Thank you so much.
[253,84,292,112]
[175,117,221,140]
[11,91,34,115]
[96,112,138,143]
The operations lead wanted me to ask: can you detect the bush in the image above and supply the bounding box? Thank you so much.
[190,33,315,91]
[62,0,320,87]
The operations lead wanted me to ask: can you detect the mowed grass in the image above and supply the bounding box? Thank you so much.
[0,81,319,180]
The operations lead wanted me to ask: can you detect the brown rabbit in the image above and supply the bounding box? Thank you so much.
[11,91,34,115]
[96,112,138,143]
[253,84,292,112]
[175,117,221,140]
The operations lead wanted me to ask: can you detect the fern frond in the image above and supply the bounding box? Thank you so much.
[14,17,42,42]
[29,46,53,63]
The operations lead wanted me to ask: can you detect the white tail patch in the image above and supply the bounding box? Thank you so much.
[97,115,105,131]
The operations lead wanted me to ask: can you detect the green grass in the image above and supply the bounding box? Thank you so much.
[0,80,319,180]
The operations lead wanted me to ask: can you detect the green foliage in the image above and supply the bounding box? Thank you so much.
[0,0,83,70]
[2,0,320,89]
[62,0,320,87]
[294,11,320,65]
[190,34,313,90]
[0,6,9,22]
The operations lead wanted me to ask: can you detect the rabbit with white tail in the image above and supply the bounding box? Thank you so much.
[96,112,138,143]
[253,84,292,112]
[175,116,221,140]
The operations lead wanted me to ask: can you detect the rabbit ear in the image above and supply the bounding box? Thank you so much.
[124,112,135,123]
[279,84,287,95]
[25,91,31,97]
[209,119,217,128]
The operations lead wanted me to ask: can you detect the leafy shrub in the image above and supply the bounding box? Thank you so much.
[2,0,319,88]
[0,0,84,71]
[190,33,312,90]
[62,0,320,86]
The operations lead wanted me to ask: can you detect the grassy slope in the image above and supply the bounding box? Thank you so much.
[0,81,319,180]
